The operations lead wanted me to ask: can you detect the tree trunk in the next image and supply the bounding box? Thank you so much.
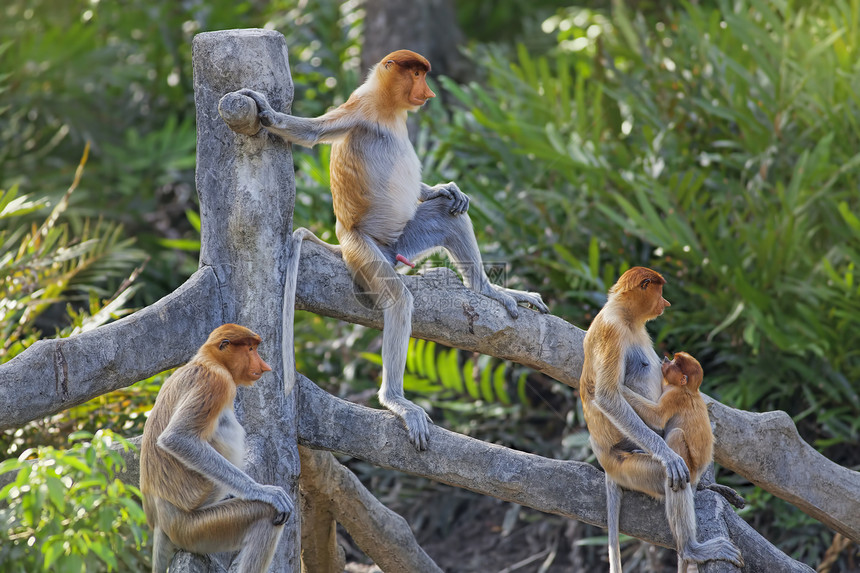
[361,0,465,81]
[185,29,301,572]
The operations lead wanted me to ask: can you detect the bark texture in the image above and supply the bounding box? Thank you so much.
[299,446,443,573]
[293,245,860,543]
[361,0,465,81]
[0,269,219,431]
[191,29,301,571]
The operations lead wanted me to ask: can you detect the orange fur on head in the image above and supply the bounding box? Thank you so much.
[667,351,704,391]
[199,324,270,387]
[379,49,431,73]
[607,266,670,322]
[373,49,435,111]
[609,266,666,296]
[203,323,262,350]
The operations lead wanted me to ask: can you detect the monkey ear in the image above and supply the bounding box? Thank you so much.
[640,278,651,290]
[385,60,395,70]
[681,375,688,385]
[219,339,230,351]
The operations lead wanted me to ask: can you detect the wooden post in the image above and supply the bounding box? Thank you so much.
[187,29,300,571]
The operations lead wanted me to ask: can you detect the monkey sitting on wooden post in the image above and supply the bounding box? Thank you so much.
[579,267,742,573]
[140,324,293,573]
[234,49,548,450]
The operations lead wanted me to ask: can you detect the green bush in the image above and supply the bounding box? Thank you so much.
[0,0,363,304]
[0,147,145,363]
[432,0,860,450]
[0,430,148,572]
[419,0,860,562]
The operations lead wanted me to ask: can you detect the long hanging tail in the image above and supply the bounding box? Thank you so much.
[282,227,342,396]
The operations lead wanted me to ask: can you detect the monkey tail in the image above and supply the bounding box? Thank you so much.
[282,227,340,396]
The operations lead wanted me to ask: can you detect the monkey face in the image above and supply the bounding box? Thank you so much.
[614,267,670,321]
[633,281,670,320]
[407,70,435,107]
[662,358,687,386]
[662,352,703,390]
[240,344,272,386]
[651,283,671,318]
[207,325,272,386]
[380,50,436,110]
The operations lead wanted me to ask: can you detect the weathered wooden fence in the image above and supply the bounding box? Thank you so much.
[0,28,855,572]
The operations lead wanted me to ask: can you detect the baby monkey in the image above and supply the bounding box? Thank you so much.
[623,352,744,508]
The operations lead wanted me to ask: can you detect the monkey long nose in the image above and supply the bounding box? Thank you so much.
[260,359,272,373]
[662,298,671,307]
[426,88,436,99]
[662,356,670,364]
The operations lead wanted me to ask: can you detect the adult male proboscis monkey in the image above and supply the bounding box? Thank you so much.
[140,324,293,573]
[238,49,548,450]
[579,267,742,572]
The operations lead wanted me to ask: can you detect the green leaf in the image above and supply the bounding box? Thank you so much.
[45,477,66,510]
[438,348,463,393]
[360,352,382,366]
[462,361,480,400]
[838,202,860,234]
[423,339,438,382]
[517,371,530,406]
[493,363,511,405]
[479,362,494,403]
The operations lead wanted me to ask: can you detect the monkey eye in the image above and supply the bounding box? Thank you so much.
[640,278,651,289]
[414,71,420,76]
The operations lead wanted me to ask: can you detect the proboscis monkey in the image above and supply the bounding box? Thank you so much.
[579,267,742,573]
[140,324,293,573]
[623,351,745,510]
[238,49,548,450]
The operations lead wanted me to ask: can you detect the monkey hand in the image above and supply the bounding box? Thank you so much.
[255,484,294,525]
[661,449,691,491]
[237,89,278,127]
[422,182,470,215]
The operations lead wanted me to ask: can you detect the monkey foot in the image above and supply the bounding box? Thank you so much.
[402,407,433,451]
[681,537,744,569]
[486,285,550,318]
[701,482,746,509]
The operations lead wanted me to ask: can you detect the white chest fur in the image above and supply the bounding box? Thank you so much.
[212,408,246,469]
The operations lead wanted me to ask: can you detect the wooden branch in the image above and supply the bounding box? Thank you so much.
[3,237,857,545]
[296,374,812,573]
[295,242,584,386]
[99,378,809,572]
[0,269,220,431]
[294,245,860,542]
[299,446,443,573]
[707,400,860,541]
[298,446,346,573]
